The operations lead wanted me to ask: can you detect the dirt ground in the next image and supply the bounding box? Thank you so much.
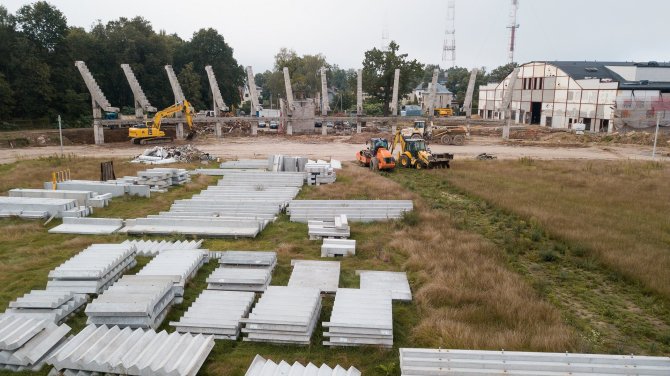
[0,133,668,164]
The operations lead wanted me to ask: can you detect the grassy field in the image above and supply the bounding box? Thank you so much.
[0,156,667,375]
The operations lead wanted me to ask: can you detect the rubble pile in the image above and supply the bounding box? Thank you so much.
[132,144,214,164]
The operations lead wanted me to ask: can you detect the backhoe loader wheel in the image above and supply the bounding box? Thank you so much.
[415,162,427,170]
[440,135,452,145]
[399,155,411,168]
[452,135,465,145]
[411,133,422,139]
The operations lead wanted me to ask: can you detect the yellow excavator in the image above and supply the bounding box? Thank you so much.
[391,130,453,169]
[128,100,196,144]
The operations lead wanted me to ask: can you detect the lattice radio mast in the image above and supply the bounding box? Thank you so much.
[442,0,456,67]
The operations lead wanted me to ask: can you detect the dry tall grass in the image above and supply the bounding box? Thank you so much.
[308,166,578,351]
[441,160,670,301]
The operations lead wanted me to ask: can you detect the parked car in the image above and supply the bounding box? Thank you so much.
[326,121,334,128]
[258,121,267,128]
[314,122,323,128]
[269,121,278,129]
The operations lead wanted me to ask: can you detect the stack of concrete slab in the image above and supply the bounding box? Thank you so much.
[218,251,277,270]
[323,288,393,347]
[122,216,266,238]
[288,260,340,294]
[0,316,71,372]
[8,188,111,208]
[48,217,124,235]
[169,290,255,339]
[217,171,306,188]
[46,244,136,294]
[398,348,670,375]
[309,214,350,239]
[321,239,356,257]
[219,159,270,170]
[3,290,87,323]
[358,270,412,301]
[245,355,361,376]
[121,239,203,256]
[241,286,321,345]
[47,325,214,375]
[136,168,191,190]
[45,180,150,198]
[206,267,272,292]
[136,250,207,301]
[305,161,336,185]
[288,200,414,222]
[268,155,309,173]
[85,275,176,329]
[0,197,90,219]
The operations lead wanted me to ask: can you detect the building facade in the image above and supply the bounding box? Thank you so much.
[478,61,670,132]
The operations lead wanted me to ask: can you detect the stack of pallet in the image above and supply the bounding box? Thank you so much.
[245,355,361,376]
[85,275,176,329]
[0,316,71,372]
[241,286,321,345]
[47,325,214,375]
[3,290,87,324]
[136,250,207,302]
[308,214,350,240]
[169,290,255,339]
[323,288,393,347]
[46,244,136,294]
[120,239,203,256]
[305,161,336,185]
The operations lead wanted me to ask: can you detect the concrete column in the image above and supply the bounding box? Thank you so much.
[321,124,327,136]
[356,69,363,115]
[287,122,293,135]
[252,122,258,136]
[93,121,104,145]
[392,124,397,134]
[176,123,184,140]
[215,122,222,138]
[356,121,362,134]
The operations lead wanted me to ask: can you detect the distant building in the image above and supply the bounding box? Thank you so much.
[240,85,263,106]
[478,61,670,132]
[406,82,454,112]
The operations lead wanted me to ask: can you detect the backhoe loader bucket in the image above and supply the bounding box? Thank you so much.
[429,152,453,169]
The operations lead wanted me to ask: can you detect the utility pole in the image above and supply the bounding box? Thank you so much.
[507,0,520,64]
[652,111,661,159]
[58,115,63,157]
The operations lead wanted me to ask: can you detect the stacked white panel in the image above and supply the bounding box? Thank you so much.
[206,267,271,292]
[136,250,207,299]
[245,355,361,376]
[121,239,203,256]
[288,260,340,293]
[170,290,255,339]
[288,200,414,222]
[47,325,214,376]
[46,244,136,294]
[85,275,176,329]
[4,290,87,323]
[399,348,670,375]
[321,239,356,257]
[218,251,277,270]
[324,288,393,347]
[358,270,412,301]
[241,286,321,345]
[0,316,70,372]
[309,214,350,240]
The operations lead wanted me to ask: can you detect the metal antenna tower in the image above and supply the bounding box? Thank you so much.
[381,1,390,50]
[507,0,520,64]
[442,0,456,67]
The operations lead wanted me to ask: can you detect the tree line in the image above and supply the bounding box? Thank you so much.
[0,1,517,127]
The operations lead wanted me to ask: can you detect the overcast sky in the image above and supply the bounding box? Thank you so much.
[3,0,669,73]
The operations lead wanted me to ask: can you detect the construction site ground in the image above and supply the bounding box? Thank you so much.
[0,126,668,164]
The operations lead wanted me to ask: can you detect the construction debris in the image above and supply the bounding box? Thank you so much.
[398,348,670,375]
[47,325,214,376]
[324,288,393,347]
[0,316,71,372]
[321,239,356,257]
[170,290,255,339]
[132,144,213,164]
[245,355,361,376]
[288,260,340,293]
[241,286,321,345]
[46,244,136,294]
[357,270,412,301]
[85,275,176,329]
[3,290,87,324]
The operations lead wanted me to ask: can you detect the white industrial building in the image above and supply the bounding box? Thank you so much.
[478,61,670,132]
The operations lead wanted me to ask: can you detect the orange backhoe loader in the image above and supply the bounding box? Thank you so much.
[356,138,396,171]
